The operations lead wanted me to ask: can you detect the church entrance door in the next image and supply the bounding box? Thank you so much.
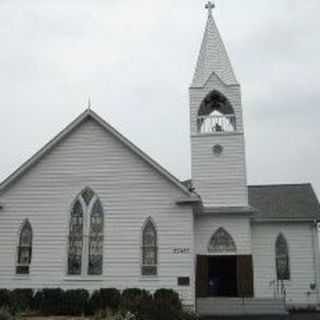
[208,256,237,297]
[196,255,254,298]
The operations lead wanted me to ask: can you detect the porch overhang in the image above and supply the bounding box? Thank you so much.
[176,196,201,205]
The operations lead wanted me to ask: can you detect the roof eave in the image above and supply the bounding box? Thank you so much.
[176,196,201,205]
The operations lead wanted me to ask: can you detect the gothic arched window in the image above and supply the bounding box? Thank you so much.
[275,233,290,281]
[208,227,236,253]
[197,90,236,133]
[88,199,104,275]
[142,218,157,276]
[16,220,33,275]
[67,187,104,276]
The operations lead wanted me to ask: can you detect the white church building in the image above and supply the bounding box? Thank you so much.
[0,3,320,315]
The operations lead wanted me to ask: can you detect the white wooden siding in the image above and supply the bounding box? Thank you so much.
[191,134,248,207]
[0,118,195,307]
[252,222,319,306]
[194,216,252,255]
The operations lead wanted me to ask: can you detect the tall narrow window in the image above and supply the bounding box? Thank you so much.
[68,200,84,275]
[88,199,104,275]
[16,220,32,275]
[142,218,157,276]
[67,187,104,276]
[275,233,290,281]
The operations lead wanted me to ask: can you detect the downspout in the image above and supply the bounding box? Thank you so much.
[311,220,320,305]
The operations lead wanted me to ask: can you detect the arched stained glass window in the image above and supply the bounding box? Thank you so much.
[275,233,290,280]
[142,218,157,276]
[208,227,236,253]
[88,199,104,275]
[16,220,32,275]
[68,200,84,275]
[67,187,104,276]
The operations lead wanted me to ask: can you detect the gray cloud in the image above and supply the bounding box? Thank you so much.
[1,0,320,196]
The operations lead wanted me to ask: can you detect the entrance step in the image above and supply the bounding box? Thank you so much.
[197,297,288,317]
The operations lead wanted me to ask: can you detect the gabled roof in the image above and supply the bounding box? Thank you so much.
[249,184,320,221]
[0,109,197,198]
[191,11,238,88]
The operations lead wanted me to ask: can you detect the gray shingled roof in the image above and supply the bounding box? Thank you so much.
[248,184,320,220]
[183,181,320,220]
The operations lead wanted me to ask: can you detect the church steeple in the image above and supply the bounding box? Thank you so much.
[189,3,248,208]
[192,2,238,87]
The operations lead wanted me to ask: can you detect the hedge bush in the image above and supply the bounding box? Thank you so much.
[89,288,121,313]
[10,289,33,312]
[0,290,11,309]
[153,289,182,310]
[0,287,190,319]
[62,289,89,316]
[38,288,64,315]
[31,290,44,312]
[121,288,152,315]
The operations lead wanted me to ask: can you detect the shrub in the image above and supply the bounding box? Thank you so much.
[62,289,89,315]
[10,289,33,312]
[39,288,64,315]
[89,288,121,314]
[153,289,182,310]
[0,290,11,309]
[121,288,152,316]
[0,308,14,320]
[31,290,44,312]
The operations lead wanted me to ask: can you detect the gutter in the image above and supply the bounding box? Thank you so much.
[252,218,320,223]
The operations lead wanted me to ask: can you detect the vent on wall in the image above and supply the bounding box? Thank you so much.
[178,277,190,286]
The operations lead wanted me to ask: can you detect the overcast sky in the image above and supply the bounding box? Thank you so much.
[1,0,320,196]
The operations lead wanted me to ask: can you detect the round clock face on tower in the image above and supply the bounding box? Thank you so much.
[213,144,224,155]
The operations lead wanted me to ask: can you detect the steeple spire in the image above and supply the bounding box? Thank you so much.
[191,3,238,87]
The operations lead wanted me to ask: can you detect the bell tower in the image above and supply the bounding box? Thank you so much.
[190,2,248,207]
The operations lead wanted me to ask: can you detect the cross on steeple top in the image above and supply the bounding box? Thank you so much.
[205,1,215,16]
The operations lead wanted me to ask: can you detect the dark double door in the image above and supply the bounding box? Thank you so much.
[196,255,254,298]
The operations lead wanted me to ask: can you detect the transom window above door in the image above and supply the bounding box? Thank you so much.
[68,187,104,276]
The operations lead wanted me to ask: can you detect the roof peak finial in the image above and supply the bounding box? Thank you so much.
[205,1,215,16]
[87,97,92,110]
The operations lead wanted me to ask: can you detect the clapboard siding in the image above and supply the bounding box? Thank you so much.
[190,71,248,207]
[194,216,252,255]
[252,222,318,305]
[0,118,195,306]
